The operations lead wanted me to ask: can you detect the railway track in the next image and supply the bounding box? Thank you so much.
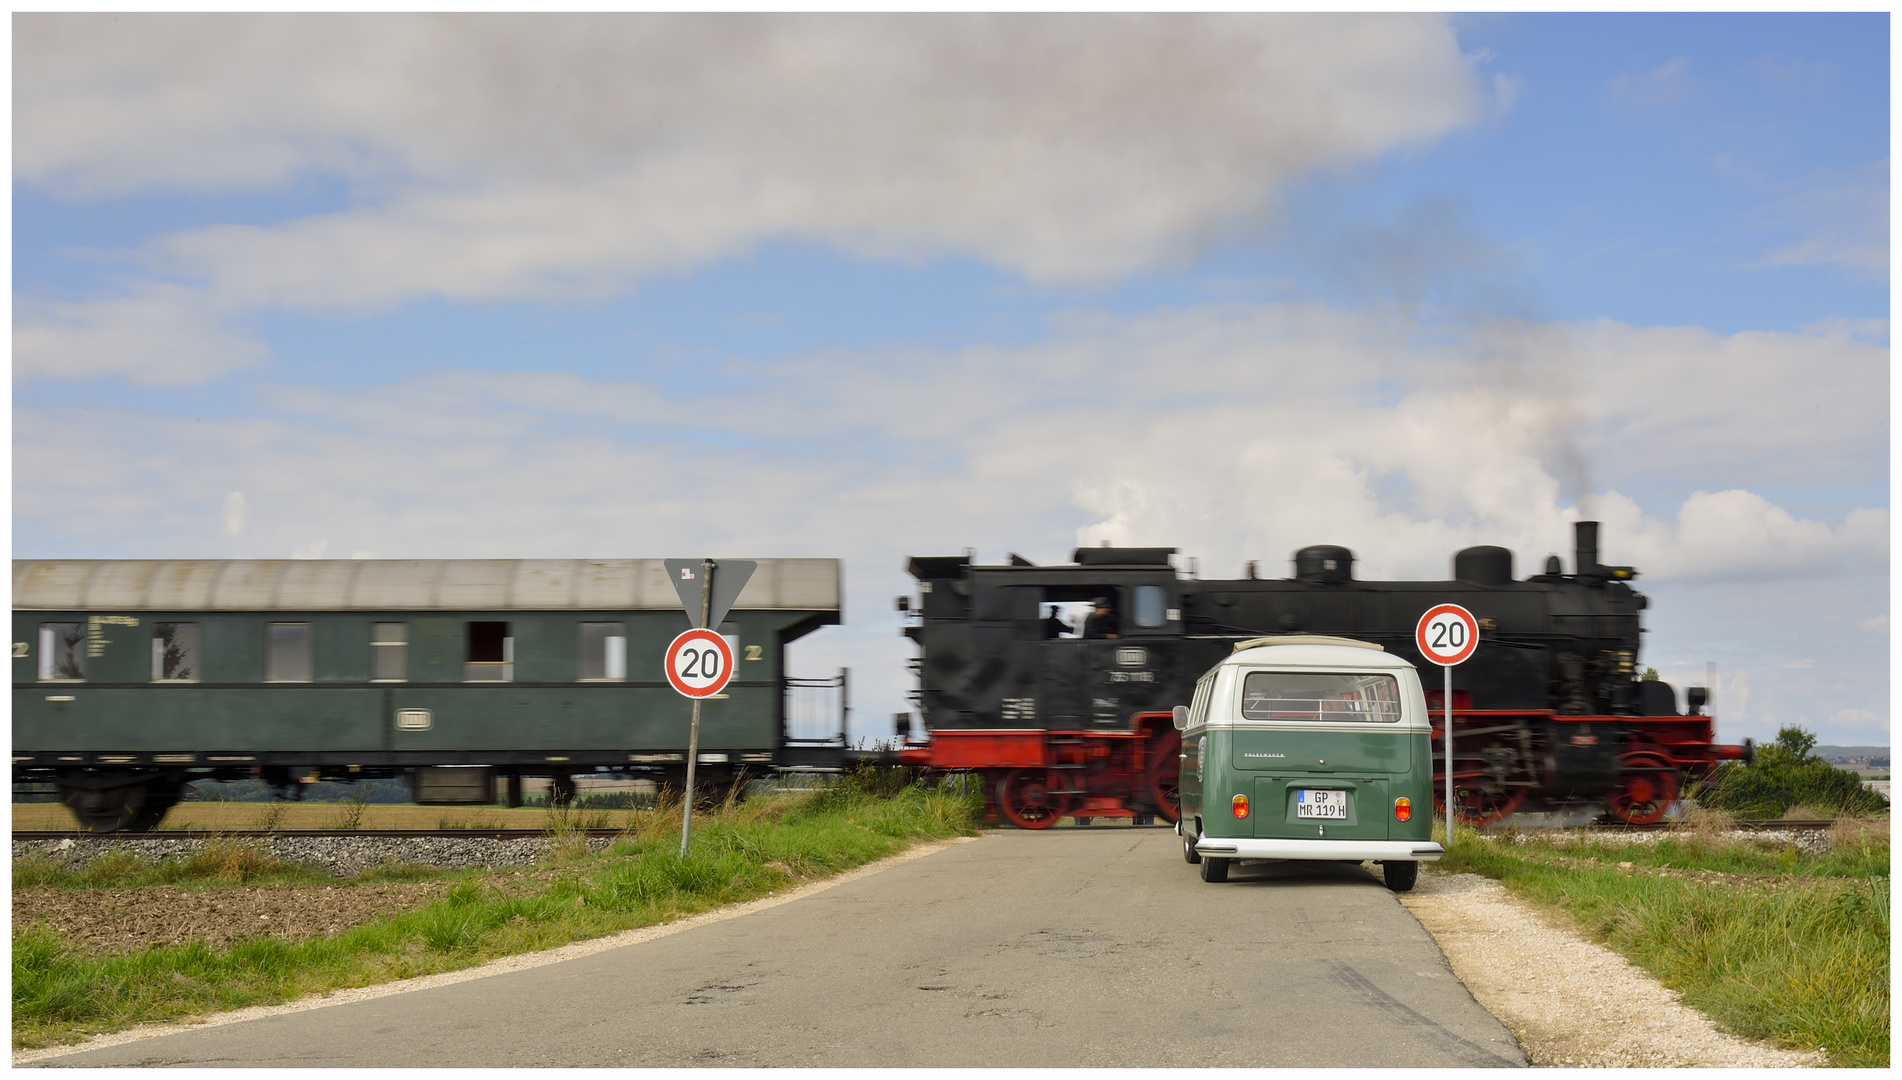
[11,819,1843,841]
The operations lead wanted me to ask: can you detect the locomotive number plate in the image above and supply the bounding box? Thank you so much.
[1295,789,1348,819]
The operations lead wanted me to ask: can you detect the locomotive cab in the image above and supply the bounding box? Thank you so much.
[1178,637,1442,892]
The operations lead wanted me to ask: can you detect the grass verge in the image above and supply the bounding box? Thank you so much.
[1438,816,1889,1067]
[13,774,982,1051]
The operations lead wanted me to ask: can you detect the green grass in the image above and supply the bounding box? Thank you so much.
[14,840,336,890]
[1440,819,1889,1067]
[13,775,983,1050]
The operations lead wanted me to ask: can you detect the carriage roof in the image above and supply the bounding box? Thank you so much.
[12,559,840,613]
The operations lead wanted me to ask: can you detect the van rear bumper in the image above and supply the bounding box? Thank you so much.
[1194,838,1444,862]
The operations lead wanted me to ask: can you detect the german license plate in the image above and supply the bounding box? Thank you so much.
[1296,789,1349,819]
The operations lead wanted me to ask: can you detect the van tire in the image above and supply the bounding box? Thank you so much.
[1199,856,1230,883]
[1381,860,1419,892]
[1182,834,1201,864]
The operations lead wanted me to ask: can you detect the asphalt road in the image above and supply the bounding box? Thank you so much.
[37,828,1526,1067]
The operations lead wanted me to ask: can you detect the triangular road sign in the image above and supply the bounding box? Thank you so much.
[663,559,757,629]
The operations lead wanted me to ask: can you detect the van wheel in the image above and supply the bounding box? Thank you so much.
[1382,861,1419,892]
[1199,856,1230,883]
[1182,834,1201,864]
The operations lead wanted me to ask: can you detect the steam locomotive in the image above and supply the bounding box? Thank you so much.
[895,522,1750,828]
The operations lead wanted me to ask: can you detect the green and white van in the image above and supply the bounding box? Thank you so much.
[1173,636,1443,892]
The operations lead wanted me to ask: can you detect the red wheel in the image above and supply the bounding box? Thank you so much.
[997,769,1070,830]
[1434,784,1527,826]
[1145,728,1182,824]
[1608,752,1680,825]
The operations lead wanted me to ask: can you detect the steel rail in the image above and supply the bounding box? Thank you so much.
[10,819,1847,841]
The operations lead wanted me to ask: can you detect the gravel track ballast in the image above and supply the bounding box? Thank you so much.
[14,834,614,877]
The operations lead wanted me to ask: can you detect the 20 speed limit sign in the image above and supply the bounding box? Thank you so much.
[665,628,735,699]
[1415,604,1480,666]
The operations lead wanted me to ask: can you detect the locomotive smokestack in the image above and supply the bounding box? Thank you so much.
[1574,521,1600,576]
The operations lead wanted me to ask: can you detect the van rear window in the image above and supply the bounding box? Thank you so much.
[1240,672,1401,723]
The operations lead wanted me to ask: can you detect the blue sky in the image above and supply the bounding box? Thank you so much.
[12,13,1890,745]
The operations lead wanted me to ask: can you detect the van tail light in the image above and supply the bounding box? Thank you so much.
[1394,797,1412,822]
[1232,794,1249,819]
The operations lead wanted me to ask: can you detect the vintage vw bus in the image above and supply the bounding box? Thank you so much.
[1173,636,1443,891]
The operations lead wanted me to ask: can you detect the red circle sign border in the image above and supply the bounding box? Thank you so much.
[665,628,736,698]
[1415,603,1480,667]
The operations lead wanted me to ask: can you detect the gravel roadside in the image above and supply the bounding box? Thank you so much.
[1400,869,1824,1068]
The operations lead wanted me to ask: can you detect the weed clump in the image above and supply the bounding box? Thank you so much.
[1701,726,1889,819]
[181,841,283,883]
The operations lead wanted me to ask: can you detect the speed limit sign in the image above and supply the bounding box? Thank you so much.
[1417,602,1479,843]
[1415,604,1479,667]
[665,628,735,699]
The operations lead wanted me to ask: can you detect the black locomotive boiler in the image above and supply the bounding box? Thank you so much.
[896,522,1749,827]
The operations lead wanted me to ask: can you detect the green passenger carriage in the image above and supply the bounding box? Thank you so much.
[12,558,842,831]
[1176,636,1443,892]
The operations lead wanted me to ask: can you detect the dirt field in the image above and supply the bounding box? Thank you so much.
[14,882,452,953]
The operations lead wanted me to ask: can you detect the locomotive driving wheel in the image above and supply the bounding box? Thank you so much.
[996,768,1071,830]
[1434,784,1527,827]
[1145,727,1182,824]
[1607,752,1680,825]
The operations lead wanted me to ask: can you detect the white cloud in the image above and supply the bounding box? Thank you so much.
[1608,57,1691,108]
[1589,490,1887,582]
[222,493,247,537]
[16,299,1883,583]
[1752,159,1890,278]
[1827,708,1884,730]
[16,13,1489,356]
[13,288,267,384]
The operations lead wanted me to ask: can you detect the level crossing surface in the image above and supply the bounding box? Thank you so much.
[32,829,1525,1068]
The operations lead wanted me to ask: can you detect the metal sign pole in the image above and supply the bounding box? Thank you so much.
[680,559,714,857]
[1444,664,1454,848]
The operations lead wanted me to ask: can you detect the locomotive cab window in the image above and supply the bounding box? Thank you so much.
[1132,585,1169,629]
[466,621,513,682]
[370,622,408,682]
[151,623,199,682]
[266,623,313,683]
[1239,671,1401,723]
[578,622,626,681]
[38,622,84,681]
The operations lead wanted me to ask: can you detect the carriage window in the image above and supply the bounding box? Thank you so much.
[152,623,199,682]
[266,623,313,682]
[578,622,626,681]
[466,621,513,682]
[371,622,408,682]
[1240,671,1401,723]
[1133,585,1168,628]
[38,623,84,681]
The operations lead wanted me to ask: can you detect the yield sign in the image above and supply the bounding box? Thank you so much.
[663,559,757,628]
